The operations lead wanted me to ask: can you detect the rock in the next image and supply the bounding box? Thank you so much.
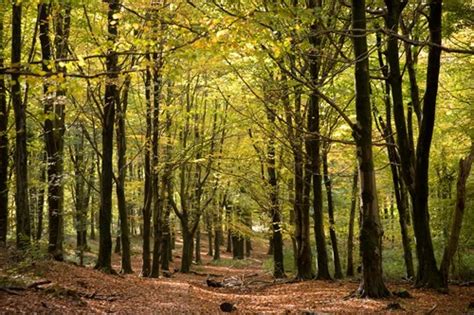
[392,289,412,298]
[207,279,223,288]
[220,302,236,312]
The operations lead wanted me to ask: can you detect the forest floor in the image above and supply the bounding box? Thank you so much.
[1,237,473,314]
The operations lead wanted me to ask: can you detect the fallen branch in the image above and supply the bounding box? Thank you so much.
[28,279,52,289]
[0,287,24,295]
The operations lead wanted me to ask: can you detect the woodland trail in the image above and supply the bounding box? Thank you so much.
[1,238,473,313]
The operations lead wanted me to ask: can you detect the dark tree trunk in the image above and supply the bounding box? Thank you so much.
[346,165,358,277]
[95,0,120,273]
[35,160,46,241]
[322,148,342,279]
[90,170,96,241]
[12,2,31,249]
[266,105,285,278]
[226,205,232,253]
[141,63,152,277]
[39,1,69,261]
[181,226,193,273]
[352,0,389,298]
[412,0,444,289]
[195,226,202,264]
[115,76,132,274]
[150,52,163,278]
[71,129,91,252]
[232,233,244,260]
[307,0,331,281]
[0,8,8,247]
[213,213,221,260]
[206,214,213,256]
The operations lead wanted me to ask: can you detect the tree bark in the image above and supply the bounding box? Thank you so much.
[141,61,152,277]
[346,165,358,277]
[352,0,389,298]
[12,1,31,249]
[0,5,8,247]
[411,0,444,289]
[115,75,132,274]
[265,105,285,278]
[307,0,331,281]
[322,148,342,279]
[95,0,120,273]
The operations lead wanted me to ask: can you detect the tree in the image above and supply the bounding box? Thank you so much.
[11,0,31,249]
[307,0,331,280]
[0,0,8,247]
[96,0,120,273]
[352,0,389,298]
[385,0,445,288]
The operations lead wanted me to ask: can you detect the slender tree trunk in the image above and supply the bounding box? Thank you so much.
[115,76,132,274]
[213,209,221,260]
[95,0,120,273]
[352,0,389,297]
[141,62,152,277]
[307,0,331,281]
[346,165,358,277]
[206,213,213,256]
[150,53,163,278]
[35,160,46,241]
[412,0,444,289]
[195,225,202,264]
[0,5,8,247]
[266,105,285,278]
[12,1,31,249]
[440,144,474,286]
[322,148,342,279]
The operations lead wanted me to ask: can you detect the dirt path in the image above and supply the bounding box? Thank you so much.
[1,240,473,313]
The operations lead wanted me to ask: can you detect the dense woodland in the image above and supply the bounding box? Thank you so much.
[0,0,473,312]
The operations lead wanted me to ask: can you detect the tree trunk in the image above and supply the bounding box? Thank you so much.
[0,6,8,247]
[440,144,474,286]
[352,0,389,298]
[115,76,132,274]
[141,62,152,277]
[412,0,444,289]
[12,1,31,249]
[346,165,358,277]
[35,160,46,241]
[322,148,342,279]
[95,0,120,273]
[206,213,213,256]
[307,0,331,281]
[150,50,163,278]
[195,226,202,264]
[181,225,193,273]
[266,105,285,278]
